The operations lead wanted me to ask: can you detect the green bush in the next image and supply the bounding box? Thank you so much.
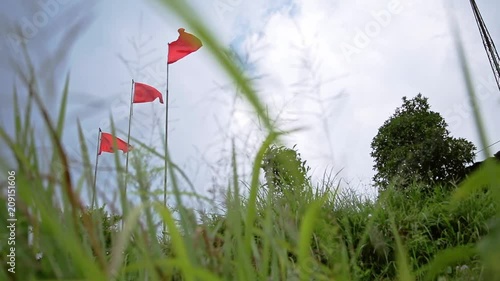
[261,144,311,194]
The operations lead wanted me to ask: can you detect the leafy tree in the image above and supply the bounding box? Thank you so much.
[261,144,310,193]
[370,94,476,191]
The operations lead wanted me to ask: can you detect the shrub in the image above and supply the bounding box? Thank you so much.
[261,144,310,193]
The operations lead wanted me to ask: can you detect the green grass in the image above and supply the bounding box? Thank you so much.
[1,1,500,280]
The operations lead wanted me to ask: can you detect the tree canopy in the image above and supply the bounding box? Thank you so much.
[370,94,476,191]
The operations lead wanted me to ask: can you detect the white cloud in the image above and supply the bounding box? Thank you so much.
[227,0,500,187]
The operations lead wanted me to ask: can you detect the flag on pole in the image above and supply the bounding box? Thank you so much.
[99,132,132,155]
[168,28,203,64]
[134,82,164,104]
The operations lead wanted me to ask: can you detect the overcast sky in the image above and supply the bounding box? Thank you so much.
[1,0,499,205]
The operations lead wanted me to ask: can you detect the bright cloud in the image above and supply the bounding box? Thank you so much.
[227,0,500,188]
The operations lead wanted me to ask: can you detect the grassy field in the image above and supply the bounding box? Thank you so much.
[1,1,500,280]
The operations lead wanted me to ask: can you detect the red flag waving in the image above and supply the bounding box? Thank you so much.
[168,28,202,64]
[99,132,132,155]
[134,82,164,104]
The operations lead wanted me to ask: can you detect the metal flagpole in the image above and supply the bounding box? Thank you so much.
[163,63,170,237]
[121,79,134,230]
[92,128,102,208]
[125,79,135,194]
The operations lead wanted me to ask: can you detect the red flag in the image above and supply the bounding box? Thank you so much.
[168,28,202,64]
[134,83,164,104]
[99,132,131,155]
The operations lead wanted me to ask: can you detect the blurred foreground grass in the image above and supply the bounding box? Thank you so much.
[0,1,500,280]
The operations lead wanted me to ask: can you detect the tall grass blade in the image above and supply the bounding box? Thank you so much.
[389,215,415,281]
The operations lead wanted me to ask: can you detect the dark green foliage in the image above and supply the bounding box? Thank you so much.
[308,186,496,280]
[370,94,476,191]
[79,206,121,254]
[261,144,311,193]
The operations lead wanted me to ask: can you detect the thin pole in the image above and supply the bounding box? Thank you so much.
[123,79,134,229]
[163,63,170,237]
[125,79,135,194]
[92,128,102,208]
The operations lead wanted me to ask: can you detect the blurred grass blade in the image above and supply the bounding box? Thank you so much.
[390,215,415,281]
[77,120,95,204]
[452,160,500,201]
[13,87,22,142]
[56,73,70,137]
[154,202,196,281]
[108,205,144,279]
[245,132,278,253]
[422,245,476,281]
[298,197,324,281]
